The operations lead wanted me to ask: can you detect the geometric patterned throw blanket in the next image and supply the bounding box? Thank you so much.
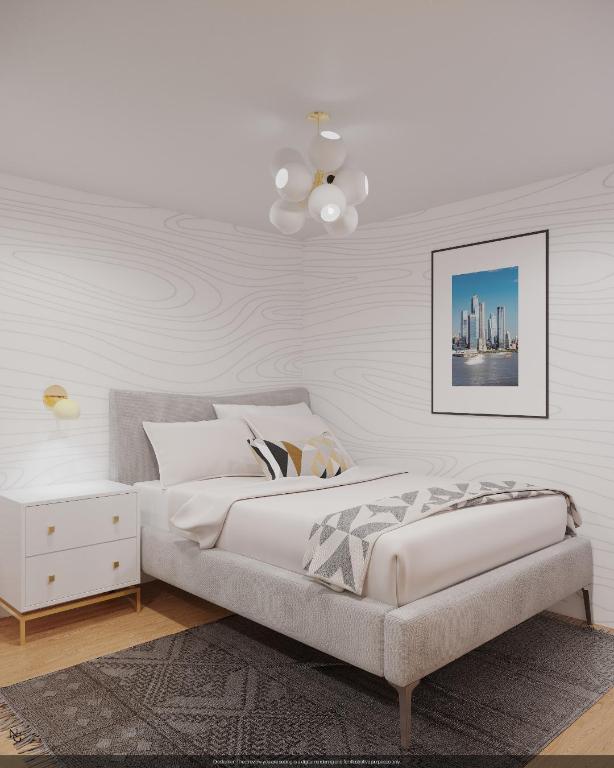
[303,480,582,595]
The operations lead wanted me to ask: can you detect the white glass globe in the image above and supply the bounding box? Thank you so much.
[308,131,347,172]
[325,206,358,237]
[321,203,341,223]
[307,183,347,223]
[275,167,288,190]
[270,147,303,178]
[320,130,341,140]
[269,199,306,235]
[53,398,81,420]
[333,167,369,206]
[275,161,312,203]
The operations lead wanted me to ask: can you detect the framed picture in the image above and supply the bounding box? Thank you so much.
[431,230,548,418]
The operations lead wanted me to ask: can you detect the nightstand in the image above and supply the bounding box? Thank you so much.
[0,480,141,644]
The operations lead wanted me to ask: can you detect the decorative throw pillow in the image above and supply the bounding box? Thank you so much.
[249,432,355,480]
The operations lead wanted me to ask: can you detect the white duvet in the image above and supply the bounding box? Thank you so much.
[163,466,569,607]
[170,465,401,548]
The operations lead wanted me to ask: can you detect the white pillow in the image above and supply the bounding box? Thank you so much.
[142,418,262,489]
[244,412,335,443]
[212,401,354,461]
[212,401,325,442]
[212,401,312,423]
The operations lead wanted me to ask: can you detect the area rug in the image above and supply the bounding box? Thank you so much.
[1,612,613,767]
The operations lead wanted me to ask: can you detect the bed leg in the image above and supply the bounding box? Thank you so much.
[391,679,420,749]
[581,587,592,626]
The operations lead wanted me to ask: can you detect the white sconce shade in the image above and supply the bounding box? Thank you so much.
[307,183,347,223]
[270,147,303,178]
[269,199,307,234]
[325,205,359,237]
[53,398,81,420]
[275,161,313,203]
[333,167,369,206]
[308,131,347,172]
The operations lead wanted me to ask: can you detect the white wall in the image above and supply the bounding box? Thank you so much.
[1,166,612,627]
[0,174,302,489]
[302,164,614,627]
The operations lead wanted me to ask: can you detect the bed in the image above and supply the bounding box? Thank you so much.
[109,386,593,748]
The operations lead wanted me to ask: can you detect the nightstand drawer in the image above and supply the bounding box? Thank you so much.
[26,493,136,556]
[25,538,138,609]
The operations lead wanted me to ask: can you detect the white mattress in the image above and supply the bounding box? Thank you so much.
[135,473,567,607]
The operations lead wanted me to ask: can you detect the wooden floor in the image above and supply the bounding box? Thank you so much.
[0,583,612,758]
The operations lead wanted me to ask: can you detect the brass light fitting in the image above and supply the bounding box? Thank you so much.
[308,112,331,190]
[43,385,68,409]
[306,110,330,124]
[43,384,80,420]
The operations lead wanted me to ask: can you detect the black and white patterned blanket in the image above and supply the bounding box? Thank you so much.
[302,480,581,595]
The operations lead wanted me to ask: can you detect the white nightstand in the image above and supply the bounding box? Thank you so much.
[0,480,141,644]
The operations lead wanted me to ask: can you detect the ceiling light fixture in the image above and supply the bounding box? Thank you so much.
[269,111,368,237]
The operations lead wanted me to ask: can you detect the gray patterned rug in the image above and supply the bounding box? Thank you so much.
[1,612,613,767]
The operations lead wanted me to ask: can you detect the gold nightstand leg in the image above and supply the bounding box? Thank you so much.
[128,586,142,613]
[1,587,141,645]
[0,597,27,645]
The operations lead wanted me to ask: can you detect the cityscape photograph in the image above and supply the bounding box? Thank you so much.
[451,266,519,386]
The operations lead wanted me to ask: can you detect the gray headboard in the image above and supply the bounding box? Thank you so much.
[109,387,311,485]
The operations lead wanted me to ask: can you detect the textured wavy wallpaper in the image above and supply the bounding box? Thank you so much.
[302,164,614,626]
[1,165,613,626]
[0,173,302,489]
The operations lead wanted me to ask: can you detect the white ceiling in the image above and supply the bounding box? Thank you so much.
[1,0,614,234]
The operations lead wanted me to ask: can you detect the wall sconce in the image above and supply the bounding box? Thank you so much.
[43,385,81,420]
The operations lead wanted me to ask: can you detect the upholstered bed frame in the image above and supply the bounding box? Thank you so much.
[109,387,594,748]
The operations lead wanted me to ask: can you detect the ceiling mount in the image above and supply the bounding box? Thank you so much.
[306,111,330,123]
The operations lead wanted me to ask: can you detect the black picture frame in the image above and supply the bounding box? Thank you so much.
[431,229,549,418]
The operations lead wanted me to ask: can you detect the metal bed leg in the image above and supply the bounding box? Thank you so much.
[581,587,592,626]
[391,679,421,749]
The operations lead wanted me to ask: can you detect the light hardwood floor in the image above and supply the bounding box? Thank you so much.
[0,583,612,758]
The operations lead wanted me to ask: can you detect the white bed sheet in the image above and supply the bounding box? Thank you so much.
[135,473,567,607]
[136,477,267,532]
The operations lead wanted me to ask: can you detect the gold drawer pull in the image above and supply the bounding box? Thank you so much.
[48,574,55,584]
[112,515,120,524]
[47,525,55,535]
[113,561,120,569]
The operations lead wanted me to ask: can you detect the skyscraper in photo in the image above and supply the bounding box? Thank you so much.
[478,301,485,343]
[496,305,506,348]
[460,309,468,346]
[468,313,478,350]
[487,312,496,346]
